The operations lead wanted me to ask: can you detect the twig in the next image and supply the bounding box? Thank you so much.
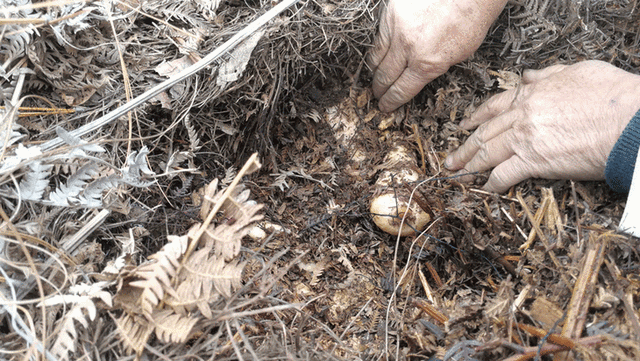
[561,233,609,340]
[501,335,604,361]
[621,290,640,341]
[412,297,448,324]
[516,192,571,289]
[106,4,136,155]
[515,322,575,349]
[216,303,304,321]
[184,153,260,262]
[603,257,640,340]
[519,194,548,251]
[468,187,519,202]
[417,264,437,306]
[0,205,50,360]
[501,206,528,240]
[340,297,374,339]
[570,181,582,246]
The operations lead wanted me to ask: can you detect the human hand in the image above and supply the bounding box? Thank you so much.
[444,60,640,193]
[368,0,507,112]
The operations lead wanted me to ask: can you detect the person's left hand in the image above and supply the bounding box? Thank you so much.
[444,60,640,193]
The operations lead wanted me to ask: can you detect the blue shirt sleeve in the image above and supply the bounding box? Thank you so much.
[605,108,640,193]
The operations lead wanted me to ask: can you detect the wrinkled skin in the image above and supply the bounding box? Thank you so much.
[444,60,640,193]
[368,0,507,112]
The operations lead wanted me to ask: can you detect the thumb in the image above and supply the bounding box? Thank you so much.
[521,64,567,84]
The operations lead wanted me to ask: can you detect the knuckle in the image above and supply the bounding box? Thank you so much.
[484,92,514,115]
[476,144,490,164]
[483,100,502,116]
[366,53,380,70]
[413,60,446,77]
[380,92,403,112]
[513,84,531,102]
[512,116,535,137]
[473,123,490,143]
[372,71,395,92]
[495,165,521,187]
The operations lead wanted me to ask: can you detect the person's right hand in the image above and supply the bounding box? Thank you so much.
[368,0,507,112]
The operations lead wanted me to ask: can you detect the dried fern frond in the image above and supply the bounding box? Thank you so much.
[18,160,52,201]
[159,150,193,176]
[120,147,155,187]
[141,0,213,30]
[48,1,100,46]
[41,282,113,361]
[48,163,99,206]
[151,309,199,343]
[0,0,41,62]
[192,0,223,20]
[0,132,154,208]
[112,155,263,355]
[72,174,120,208]
[201,183,263,261]
[127,234,189,317]
[165,248,244,318]
[55,127,106,154]
[183,114,202,152]
[114,313,154,356]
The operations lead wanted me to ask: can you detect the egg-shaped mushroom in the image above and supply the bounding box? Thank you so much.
[369,144,430,236]
[370,192,430,236]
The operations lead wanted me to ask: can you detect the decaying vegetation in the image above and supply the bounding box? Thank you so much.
[0,0,639,360]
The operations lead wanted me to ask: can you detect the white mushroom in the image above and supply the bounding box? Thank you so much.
[369,145,430,236]
[323,90,430,236]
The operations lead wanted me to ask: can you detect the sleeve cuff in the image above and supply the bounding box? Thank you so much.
[605,108,640,193]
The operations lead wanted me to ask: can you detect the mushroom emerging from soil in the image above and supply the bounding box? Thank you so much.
[324,90,430,236]
[369,145,431,236]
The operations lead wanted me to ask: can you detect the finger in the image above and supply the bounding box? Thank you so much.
[461,129,517,174]
[483,155,532,193]
[451,169,476,184]
[366,2,391,71]
[460,89,518,129]
[377,64,442,112]
[521,64,567,84]
[367,22,392,72]
[445,110,518,170]
[371,42,408,101]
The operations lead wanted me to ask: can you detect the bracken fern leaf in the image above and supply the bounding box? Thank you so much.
[165,249,244,319]
[151,310,199,343]
[48,163,99,206]
[42,282,113,360]
[127,234,189,317]
[114,313,154,356]
[19,161,53,201]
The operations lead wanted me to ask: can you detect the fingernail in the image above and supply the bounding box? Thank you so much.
[458,120,467,128]
[444,156,453,169]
